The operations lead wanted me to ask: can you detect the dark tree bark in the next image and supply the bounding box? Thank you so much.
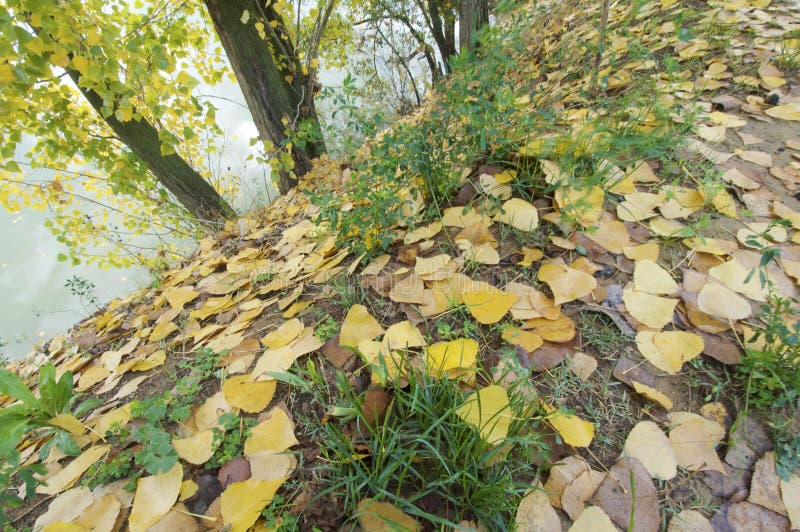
[423,0,457,72]
[458,0,489,53]
[65,70,236,225]
[204,0,326,195]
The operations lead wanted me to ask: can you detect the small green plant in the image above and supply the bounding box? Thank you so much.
[0,447,46,528]
[314,315,339,343]
[329,273,366,311]
[0,363,99,459]
[303,360,549,528]
[261,493,301,531]
[127,348,223,475]
[206,413,258,469]
[65,275,101,312]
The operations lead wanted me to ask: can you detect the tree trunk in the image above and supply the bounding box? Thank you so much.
[459,0,489,53]
[65,71,236,225]
[426,0,458,72]
[204,0,326,195]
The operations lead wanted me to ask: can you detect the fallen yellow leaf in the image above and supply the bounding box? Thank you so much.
[128,463,183,532]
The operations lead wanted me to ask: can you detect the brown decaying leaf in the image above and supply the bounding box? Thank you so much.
[590,457,660,532]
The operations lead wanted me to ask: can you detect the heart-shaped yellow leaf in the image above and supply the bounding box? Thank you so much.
[543,403,594,447]
[244,408,298,454]
[425,338,478,374]
[172,430,215,465]
[494,198,539,231]
[222,376,276,413]
[339,305,385,349]
[633,260,678,295]
[622,288,677,329]
[462,287,517,324]
[455,385,512,445]
[129,463,183,532]
[538,261,597,306]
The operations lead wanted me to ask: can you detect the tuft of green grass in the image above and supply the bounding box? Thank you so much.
[288,357,549,528]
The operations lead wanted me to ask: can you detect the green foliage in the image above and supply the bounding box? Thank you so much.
[314,315,339,343]
[65,275,101,312]
[83,449,138,492]
[127,348,222,475]
[292,360,548,528]
[261,493,301,531]
[0,448,46,528]
[205,413,258,470]
[0,362,98,457]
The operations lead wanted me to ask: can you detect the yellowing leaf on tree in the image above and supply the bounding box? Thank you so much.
[633,259,678,295]
[622,287,677,329]
[243,408,298,454]
[357,499,420,532]
[222,376,276,413]
[37,446,110,495]
[220,479,286,532]
[261,319,304,350]
[696,281,751,320]
[623,421,677,480]
[501,328,543,352]
[455,385,512,445]
[425,338,478,375]
[128,463,182,532]
[537,261,597,305]
[339,304,384,348]
[172,430,215,465]
[382,320,426,351]
[494,198,539,231]
[462,287,517,324]
[542,403,594,447]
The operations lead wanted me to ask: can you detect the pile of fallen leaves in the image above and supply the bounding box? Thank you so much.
[4,0,800,529]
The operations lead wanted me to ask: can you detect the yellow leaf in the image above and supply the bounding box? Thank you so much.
[47,414,86,436]
[501,328,543,352]
[537,261,597,305]
[494,198,540,231]
[624,421,677,480]
[414,254,452,277]
[568,506,617,531]
[517,246,544,266]
[584,221,630,253]
[425,338,478,375]
[515,483,561,531]
[781,475,800,530]
[554,186,604,226]
[622,288,678,329]
[696,281,751,320]
[221,479,285,532]
[163,286,199,310]
[633,259,678,295]
[131,349,166,372]
[765,103,800,121]
[382,320,426,351]
[623,242,659,262]
[462,287,517,324]
[248,450,297,481]
[222,376,276,413]
[37,446,110,495]
[455,385,512,445]
[708,259,766,301]
[357,499,420,532]
[543,403,594,447]
[636,331,703,373]
[72,493,121,531]
[339,304,384,348]
[261,319,303,349]
[72,56,89,74]
[631,380,673,410]
[668,412,726,473]
[172,430,215,465]
[179,480,199,501]
[244,408,298,454]
[522,314,576,343]
[128,463,182,532]
[150,321,177,342]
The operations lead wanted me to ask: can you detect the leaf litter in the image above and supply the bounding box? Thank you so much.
[4,0,800,529]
